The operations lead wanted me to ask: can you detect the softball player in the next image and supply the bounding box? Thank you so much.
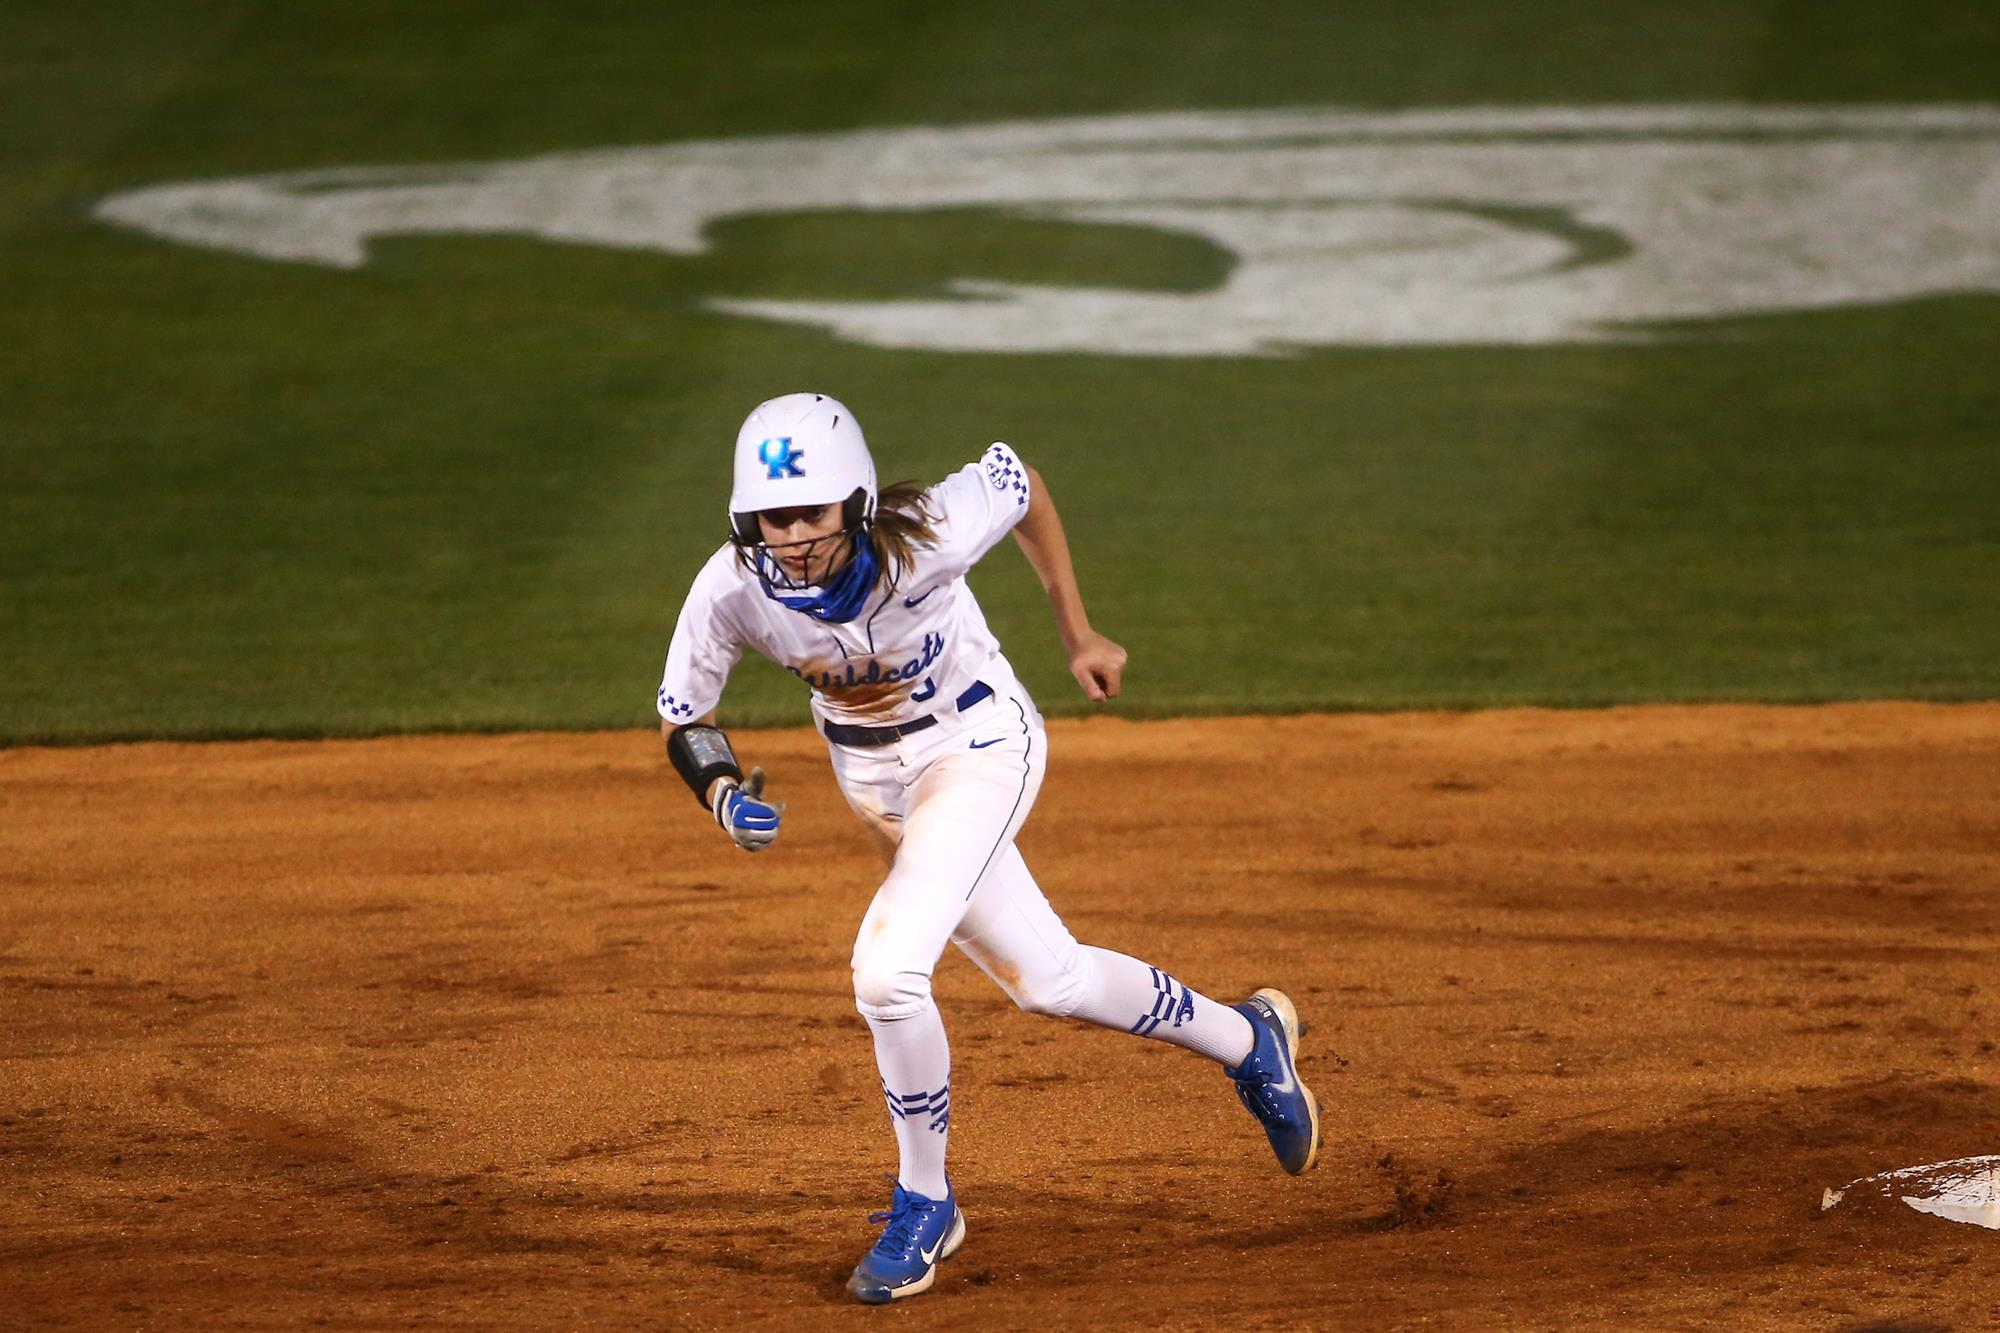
[658,393,1320,1304]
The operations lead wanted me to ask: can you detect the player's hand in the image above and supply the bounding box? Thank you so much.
[1068,632,1127,702]
[711,766,783,852]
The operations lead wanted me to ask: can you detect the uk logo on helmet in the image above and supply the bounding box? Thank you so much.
[759,437,805,479]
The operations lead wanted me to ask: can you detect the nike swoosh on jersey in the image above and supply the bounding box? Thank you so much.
[903,588,937,608]
[968,737,1004,750]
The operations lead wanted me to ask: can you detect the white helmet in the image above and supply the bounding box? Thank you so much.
[727,392,876,546]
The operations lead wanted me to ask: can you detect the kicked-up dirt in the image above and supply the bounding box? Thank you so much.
[2,704,1997,1329]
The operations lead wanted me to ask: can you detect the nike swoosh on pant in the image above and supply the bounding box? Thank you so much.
[968,737,1003,750]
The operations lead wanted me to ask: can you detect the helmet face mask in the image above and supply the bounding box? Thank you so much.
[726,393,881,621]
[741,507,864,593]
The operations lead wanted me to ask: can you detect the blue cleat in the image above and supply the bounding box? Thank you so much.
[844,1180,966,1304]
[1225,987,1322,1174]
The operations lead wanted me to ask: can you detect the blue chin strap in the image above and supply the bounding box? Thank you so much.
[760,533,879,623]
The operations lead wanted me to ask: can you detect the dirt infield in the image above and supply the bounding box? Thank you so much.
[3,705,1997,1330]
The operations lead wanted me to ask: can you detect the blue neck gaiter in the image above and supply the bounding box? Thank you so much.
[762,535,879,623]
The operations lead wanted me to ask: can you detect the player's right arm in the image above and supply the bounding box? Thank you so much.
[658,550,782,852]
[665,718,782,853]
[660,709,725,805]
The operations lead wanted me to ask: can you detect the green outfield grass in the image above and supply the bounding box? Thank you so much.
[3,1,1997,742]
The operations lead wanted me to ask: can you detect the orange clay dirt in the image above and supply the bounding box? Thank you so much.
[3,705,1998,1331]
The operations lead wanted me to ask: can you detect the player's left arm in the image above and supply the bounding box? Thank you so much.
[1009,465,1128,701]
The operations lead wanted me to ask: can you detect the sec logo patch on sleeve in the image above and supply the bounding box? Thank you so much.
[983,444,1028,507]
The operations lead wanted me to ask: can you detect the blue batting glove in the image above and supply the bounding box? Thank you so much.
[712,766,782,852]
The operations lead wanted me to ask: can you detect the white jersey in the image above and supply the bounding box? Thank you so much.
[658,443,1034,731]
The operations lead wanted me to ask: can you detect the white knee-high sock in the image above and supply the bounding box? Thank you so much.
[864,1000,952,1199]
[1072,946,1256,1067]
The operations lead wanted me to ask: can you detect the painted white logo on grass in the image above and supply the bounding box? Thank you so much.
[94,105,2000,355]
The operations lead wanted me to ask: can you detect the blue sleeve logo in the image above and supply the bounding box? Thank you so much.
[982,444,1028,507]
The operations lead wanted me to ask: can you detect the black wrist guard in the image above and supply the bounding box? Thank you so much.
[667,724,743,808]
